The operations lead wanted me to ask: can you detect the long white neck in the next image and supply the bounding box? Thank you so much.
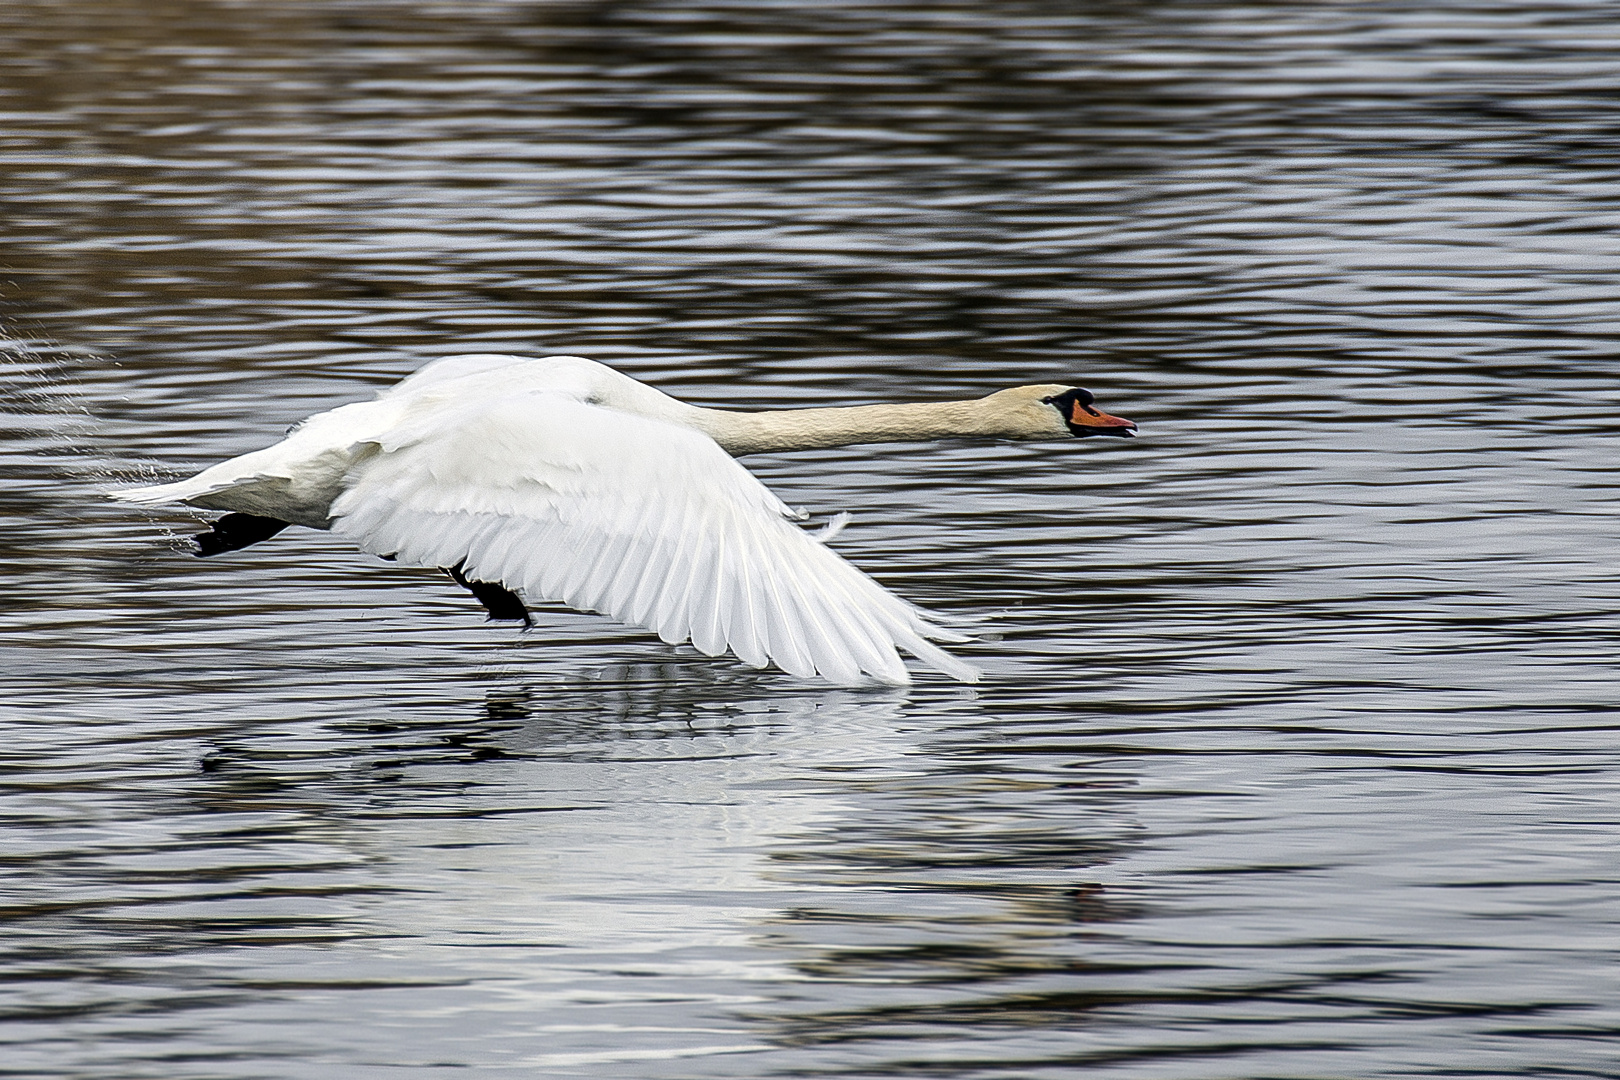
[684,399,1006,456]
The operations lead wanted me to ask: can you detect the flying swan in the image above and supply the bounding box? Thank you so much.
[114,354,1136,684]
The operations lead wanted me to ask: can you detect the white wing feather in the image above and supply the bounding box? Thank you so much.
[327,389,977,685]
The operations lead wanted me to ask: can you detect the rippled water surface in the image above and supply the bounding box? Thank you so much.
[4,1,1620,1076]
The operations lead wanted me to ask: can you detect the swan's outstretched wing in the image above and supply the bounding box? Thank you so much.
[329,389,978,685]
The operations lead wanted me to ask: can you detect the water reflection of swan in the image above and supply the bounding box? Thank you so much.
[114,354,1134,684]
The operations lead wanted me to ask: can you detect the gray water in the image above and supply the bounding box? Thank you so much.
[3,1,1619,1076]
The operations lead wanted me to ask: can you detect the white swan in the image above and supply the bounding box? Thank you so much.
[113,354,1136,684]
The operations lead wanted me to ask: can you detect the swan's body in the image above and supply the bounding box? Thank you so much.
[114,354,1135,684]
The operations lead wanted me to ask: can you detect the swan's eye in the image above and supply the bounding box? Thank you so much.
[1041,388,1096,418]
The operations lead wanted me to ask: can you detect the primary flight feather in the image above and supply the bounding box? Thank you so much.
[113,354,1136,685]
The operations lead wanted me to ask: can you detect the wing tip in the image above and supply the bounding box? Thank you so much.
[892,628,980,684]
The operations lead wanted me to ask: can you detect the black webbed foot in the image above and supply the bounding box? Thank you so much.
[445,564,532,626]
[194,514,291,556]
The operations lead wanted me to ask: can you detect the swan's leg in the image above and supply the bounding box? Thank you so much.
[445,564,532,627]
[194,513,290,557]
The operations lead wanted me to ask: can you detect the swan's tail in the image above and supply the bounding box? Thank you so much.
[108,440,310,517]
[109,476,216,506]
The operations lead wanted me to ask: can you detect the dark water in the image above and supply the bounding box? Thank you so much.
[4,1,1619,1076]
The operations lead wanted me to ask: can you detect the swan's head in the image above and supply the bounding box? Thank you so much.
[986,385,1137,439]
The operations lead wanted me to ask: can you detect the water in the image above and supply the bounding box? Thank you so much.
[3,1,1619,1076]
